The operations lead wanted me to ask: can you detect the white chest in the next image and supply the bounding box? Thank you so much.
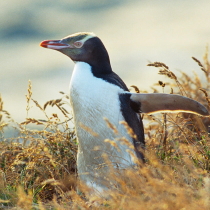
[69,62,125,129]
[69,62,136,186]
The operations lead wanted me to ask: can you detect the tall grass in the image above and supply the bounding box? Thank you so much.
[0,51,209,209]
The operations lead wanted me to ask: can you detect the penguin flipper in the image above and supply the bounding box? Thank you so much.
[129,93,209,116]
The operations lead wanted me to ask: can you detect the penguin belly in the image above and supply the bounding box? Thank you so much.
[69,62,137,190]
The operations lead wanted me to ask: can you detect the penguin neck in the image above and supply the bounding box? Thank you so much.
[83,37,113,75]
[90,59,112,76]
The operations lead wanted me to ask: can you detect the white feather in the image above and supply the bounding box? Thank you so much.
[69,62,137,188]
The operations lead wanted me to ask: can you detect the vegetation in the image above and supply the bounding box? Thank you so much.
[0,51,209,209]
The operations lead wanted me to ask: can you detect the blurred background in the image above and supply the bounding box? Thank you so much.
[0,0,210,129]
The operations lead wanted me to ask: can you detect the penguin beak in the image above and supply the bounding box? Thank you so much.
[40,40,73,50]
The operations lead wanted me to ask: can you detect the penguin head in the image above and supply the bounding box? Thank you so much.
[40,32,110,67]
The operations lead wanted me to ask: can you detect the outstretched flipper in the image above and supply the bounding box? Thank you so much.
[130,93,209,116]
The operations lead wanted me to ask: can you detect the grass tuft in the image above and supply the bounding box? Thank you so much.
[0,50,210,209]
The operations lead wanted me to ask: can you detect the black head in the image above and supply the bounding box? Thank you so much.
[40,32,112,74]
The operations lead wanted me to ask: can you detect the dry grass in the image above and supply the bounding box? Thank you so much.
[0,50,210,209]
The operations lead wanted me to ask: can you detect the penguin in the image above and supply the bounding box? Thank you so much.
[40,32,208,193]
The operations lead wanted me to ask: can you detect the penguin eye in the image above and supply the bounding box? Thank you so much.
[73,41,83,48]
